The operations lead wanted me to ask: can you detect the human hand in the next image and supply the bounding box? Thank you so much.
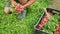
[15,4,25,14]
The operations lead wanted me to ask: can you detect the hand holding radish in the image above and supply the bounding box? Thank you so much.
[15,4,24,14]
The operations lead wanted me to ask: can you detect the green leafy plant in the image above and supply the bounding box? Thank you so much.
[43,14,60,34]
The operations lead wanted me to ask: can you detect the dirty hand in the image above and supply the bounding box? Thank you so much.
[15,4,25,14]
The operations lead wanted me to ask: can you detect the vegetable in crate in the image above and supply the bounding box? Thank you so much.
[55,20,60,34]
[38,12,52,30]
[43,14,60,34]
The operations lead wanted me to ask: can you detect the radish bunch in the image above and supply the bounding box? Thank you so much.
[55,23,60,34]
[38,12,52,29]
[15,4,22,13]
[38,15,49,29]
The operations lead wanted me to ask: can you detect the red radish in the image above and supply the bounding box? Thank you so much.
[55,22,60,34]
[41,20,45,24]
[43,18,47,22]
[55,31,60,34]
[38,24,43,29]
[38,12,50,29]
[15,4,23,13]
[45,16,49,20]
[37,11,52,30]
[39,24,43,27]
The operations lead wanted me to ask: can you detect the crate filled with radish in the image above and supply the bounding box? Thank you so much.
[34,8,60,34]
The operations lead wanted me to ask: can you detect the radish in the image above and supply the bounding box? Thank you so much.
[55,22,60,34]
[38,13,50,29]
[38,24,43,29]
[15,4,22,13]
[43,18,47,22]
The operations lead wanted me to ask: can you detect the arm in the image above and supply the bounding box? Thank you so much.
[14,0,36,13]
[10,0,17,7]
[23,0,36,8]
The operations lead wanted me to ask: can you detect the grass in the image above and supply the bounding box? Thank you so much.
[0,0,51,34]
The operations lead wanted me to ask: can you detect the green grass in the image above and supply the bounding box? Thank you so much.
[0,0,51,34]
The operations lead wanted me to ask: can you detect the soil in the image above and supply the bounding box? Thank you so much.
[48,0,60,10]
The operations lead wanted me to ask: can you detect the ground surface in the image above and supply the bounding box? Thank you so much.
[48,0,60,10]
[0,0,50,34]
